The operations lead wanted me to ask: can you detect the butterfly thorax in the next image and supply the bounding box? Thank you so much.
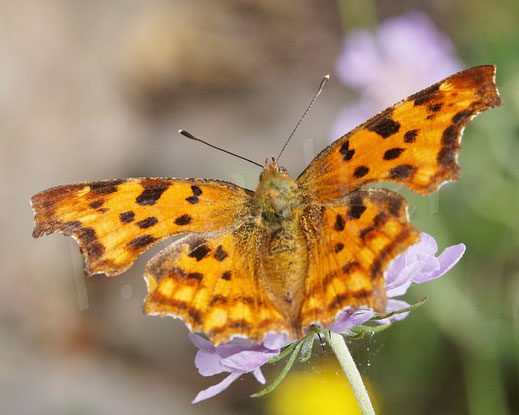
[253,160,308,335]
[254,162,301,226]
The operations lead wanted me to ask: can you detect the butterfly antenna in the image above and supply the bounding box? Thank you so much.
[276,74,330,162]
[179,130,263,168]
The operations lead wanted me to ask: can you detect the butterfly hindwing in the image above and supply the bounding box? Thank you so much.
[297,65,502,201]
[299,188,419,330]
[31,178,253,276]
[143,225,292,345]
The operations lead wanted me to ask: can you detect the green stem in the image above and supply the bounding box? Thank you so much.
[328,332,376,415]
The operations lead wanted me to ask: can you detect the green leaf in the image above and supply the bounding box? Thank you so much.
[266,339,300,364]
[351,323,391,334]
[251,341,303,398]
[371,297,428,320]
[346,329,366,339]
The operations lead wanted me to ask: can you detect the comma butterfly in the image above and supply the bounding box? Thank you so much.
[31,65,501,345]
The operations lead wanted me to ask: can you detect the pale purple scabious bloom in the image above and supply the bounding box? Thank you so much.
[190,232,465,402]
[189,331,289,403]
[332,11,464,138]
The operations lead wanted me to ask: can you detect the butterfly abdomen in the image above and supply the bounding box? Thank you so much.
[259,219,308,336]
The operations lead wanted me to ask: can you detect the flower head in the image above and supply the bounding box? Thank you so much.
[189,233,465,402]
[189,332,289,403]
[332,11,463,138]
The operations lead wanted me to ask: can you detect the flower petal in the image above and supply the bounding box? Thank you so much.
[328,308,374,333]
[414,243,466,283]
[252,367,266,384]
[191,372,242,404]
[221,349,278,372]
[194,349,226,377]
[263,332,290,350]
[188,333,215,352]
[215,338,263,358]
[414,232,439,256]
[386,279,412,298]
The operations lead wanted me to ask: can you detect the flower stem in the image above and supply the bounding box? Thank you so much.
[328,332,376,415]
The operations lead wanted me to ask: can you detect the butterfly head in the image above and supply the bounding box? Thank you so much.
[255,157,299,223]
[259,156,288,177]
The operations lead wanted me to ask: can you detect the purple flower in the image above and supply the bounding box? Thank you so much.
[332,11,463,138]
[189,332,289,403]
[329,232,465,331]
[190,233,465,402]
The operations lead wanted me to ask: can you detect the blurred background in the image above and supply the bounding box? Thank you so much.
[2,0,518,414]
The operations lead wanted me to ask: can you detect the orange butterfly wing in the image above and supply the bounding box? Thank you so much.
[297,65,501,330]
[143,225,292,345]
[297,65,502,200]
[299,189,419,330]
[31,178,253,276]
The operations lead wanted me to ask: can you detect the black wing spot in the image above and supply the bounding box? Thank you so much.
[339,140,355,161]
[128,234,156,250]
[89,200,104,209]
[404,130,418,143]
[185,196,199,204]
[429,103,443,113]
[334,214,345,231]
[221,271,232,281]
[368,115,401,138]
[334,243,344,253]
[187,272,203,281]
[120,211,135,223]
[214,245,228,261]
[188,244,211,261]
[348,205,366,219]
[136,182,170,206]
[175,214,192,226]
[136,217,158,229]
[354,166,369,178]
[191,185,203,196]
[389,164,415,179]
[383,148,405,160]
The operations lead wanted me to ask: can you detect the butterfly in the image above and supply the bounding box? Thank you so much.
[31,65,501,345]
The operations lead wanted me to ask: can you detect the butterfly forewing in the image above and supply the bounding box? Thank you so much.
[297,65,502,201]
[31,178,253,276]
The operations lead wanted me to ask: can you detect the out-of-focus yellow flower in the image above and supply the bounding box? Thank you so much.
[264,361,377,415]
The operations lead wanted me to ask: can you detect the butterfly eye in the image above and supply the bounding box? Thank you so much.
[278,166,288,175]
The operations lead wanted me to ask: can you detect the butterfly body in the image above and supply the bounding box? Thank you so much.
[253,161,308,335]
[31,65,502,345]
